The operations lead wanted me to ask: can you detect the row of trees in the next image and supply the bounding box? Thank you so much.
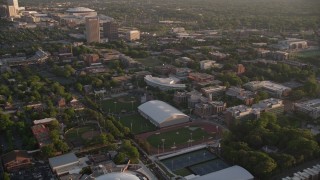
[221,112,320,178]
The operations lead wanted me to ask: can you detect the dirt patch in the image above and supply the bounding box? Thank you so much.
[81,131,100,140]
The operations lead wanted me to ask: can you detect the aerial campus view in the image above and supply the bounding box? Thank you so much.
[0,0,320,179]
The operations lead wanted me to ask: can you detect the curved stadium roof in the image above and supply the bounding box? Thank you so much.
[138,100,189,125]
[66,7,95,13]
[194,165,254,180]
[144,75,186,89]
[95,172,140,180]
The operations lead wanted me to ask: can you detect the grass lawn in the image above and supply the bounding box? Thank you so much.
[101,96,139,113]
[120,114,157,134]
[147,126,214,148]
[65,124,98,142]
[297,49,320,58]
[135,57,164,67]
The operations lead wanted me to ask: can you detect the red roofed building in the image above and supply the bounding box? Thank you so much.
[31,124,52,148]
[1,150,32,172]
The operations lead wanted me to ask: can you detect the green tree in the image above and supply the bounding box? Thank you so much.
[3,172,10,180]
[114,152,127,164]
[54,140,69,153]
[41,144,56,157]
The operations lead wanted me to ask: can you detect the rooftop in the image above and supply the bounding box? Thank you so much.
[66,7,95,13]
[49,153,78,169]
[95,172,140,180]
[138,100,189,124]
[194,165,254,180]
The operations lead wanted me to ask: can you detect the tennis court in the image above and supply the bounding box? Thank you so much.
[189,159,229,176]
[160,148,229,177]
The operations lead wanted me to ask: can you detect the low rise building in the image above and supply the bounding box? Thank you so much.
[252,98,284,115]
[173,67,192,80]
[243,81,291,98]
[278,39,308,50]
[154,64,176,75]
[31,124,52,148]
[49,153,83,176]
[235,64,245,75]
[282,164,320,180]
[199,60,216,70]
[272,51,289,60]
[33,118,57,125]
[175,57,194,66]
[84,54,100,65]
[209,51,229,60]
[225,105,260,126]
[1,150,32,172]
[226,86,255,106]
[294,99,320,119]
[201,86,226,101]
[119,55,142,68]
[188,72,214,83]
[126,30,140,41]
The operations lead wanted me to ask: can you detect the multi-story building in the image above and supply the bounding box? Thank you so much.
[209,51,229,60]
[225,105,260,126]
[188,72,214,83]
[1,150,32,172]
[201,86,226,101]
[7,0,18,9]
[194,103,212,117]
[272,51,289,60]
[174,68,192,80]
[195,101,226,117]
[243,81,291,98]
[144,75,186,91]
[119,54,142,68]
[278,39,308,50]
[209,101,227,114]
[6,0,19,17]
[84,54,100,65]
[85,17,100,43]
[175,57,194,66]
[187,90,204,108]
[200,60,216,70]
[154,64,176,75]
[0,5,7,17]
[126,30,140,41]
[235,64,245,75]
[173,91,188,105]
[226,86,255,105]
[252,98,284,115]
[294,99,320,119]
[103,22,118,41]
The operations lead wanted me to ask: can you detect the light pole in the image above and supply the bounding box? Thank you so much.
[190,132,193,146]
[161,139,165,153]
[131,101,134,112]
[130,121,133,131]
[114,102,117,113]
[158,144,159,155]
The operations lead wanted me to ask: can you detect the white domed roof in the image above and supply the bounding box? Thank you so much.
[66,7,95,13]
[95,172,140,180]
